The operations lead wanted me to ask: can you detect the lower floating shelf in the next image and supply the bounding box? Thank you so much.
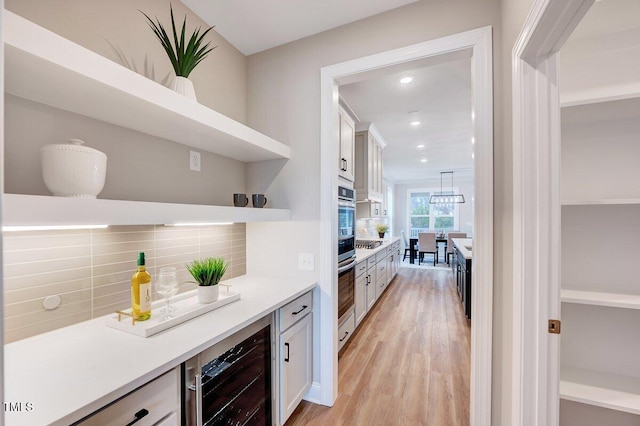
[560,367,640,416]
[106,289,240,337]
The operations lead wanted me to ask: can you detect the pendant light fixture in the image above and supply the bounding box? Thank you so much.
[429,171,465,204]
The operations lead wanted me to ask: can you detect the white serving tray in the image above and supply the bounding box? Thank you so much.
[106,289,241,337]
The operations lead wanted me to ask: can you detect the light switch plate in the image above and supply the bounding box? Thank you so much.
[190,150,201,171]
[298,253,314,271]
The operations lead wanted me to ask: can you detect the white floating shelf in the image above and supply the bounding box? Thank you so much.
[561,199,640,206]
[561,367,640,416]
[3,10,290,163]
[2,194,290,226]
[561,289,640,310]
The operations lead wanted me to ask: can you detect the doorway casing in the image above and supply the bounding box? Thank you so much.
[512,1,595,425]
[319,26,493,424]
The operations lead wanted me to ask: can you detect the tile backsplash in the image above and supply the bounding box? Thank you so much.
[3,223,246,343]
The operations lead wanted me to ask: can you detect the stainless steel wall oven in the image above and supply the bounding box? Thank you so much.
[338,186,356,263]
[338,186,356,324]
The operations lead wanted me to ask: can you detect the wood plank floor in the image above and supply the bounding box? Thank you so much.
[285,266,471,426]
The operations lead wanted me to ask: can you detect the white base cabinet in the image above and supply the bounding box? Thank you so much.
[79,368,180,425]
[277,291,313,425]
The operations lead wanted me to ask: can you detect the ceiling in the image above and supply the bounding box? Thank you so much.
[181,0,419,55]
[339,51,474,184]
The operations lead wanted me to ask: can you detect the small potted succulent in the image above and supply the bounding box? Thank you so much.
[185,257,229,303]
[376,223,389,239]
[141,4,216,100]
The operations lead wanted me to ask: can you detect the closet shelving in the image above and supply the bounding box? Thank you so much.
[559,90,640,420]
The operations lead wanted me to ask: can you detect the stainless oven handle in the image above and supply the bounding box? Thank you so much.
[195,373,203,426]
[338,200,356,208]
[337,259,356,273]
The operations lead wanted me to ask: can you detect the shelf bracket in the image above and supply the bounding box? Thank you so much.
[548,319,561,334]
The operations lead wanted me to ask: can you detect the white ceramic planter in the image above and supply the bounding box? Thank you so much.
[197,285,219,304]
[41,138,107,198]
[171,76,197,101]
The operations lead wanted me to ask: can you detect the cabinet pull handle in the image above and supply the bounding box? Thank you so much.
[125,409,149,426]
[195,373,203,426]
[292,305,308,315]
[284,342,290,362]
[339,331,349,342]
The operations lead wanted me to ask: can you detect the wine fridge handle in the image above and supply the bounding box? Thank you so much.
[195,373,203,426]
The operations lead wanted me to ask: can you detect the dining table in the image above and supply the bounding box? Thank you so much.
[409,235,448,264]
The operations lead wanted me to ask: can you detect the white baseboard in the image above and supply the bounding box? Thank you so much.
[302,382,325,405]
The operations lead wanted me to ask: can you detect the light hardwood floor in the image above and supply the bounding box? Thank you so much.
[285,266,471,426]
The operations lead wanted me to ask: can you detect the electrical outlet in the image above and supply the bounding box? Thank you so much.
[298,253,315,271]
[190,150,201,172]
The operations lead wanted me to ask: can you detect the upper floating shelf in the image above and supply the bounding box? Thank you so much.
[3,10,290,163]
[2,194,290,226]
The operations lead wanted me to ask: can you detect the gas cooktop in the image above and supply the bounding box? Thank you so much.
[355,239,383,249]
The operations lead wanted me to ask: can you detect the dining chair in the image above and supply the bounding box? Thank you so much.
[418,232,437,266]
[446,232,467,265]
[401,230,412,261]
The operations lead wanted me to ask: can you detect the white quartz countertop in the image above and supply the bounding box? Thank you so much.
[4,275,317,426]
[452,238,473,259]
[355,237,401,263]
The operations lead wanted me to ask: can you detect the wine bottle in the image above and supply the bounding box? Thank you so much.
[131,252,151,321]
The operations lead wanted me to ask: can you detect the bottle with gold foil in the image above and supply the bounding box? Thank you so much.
[131,252,151,321]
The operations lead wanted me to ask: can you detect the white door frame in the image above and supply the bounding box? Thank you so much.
[512,1,594,425]
[320,26,493,424]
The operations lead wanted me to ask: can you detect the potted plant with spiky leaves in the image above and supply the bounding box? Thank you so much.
[141,4,216,100]
[185,257,229,303]
[376,223,389,239]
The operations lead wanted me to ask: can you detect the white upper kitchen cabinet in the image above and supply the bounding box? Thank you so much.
[338,105,356,182]
[557,1,640,424]
[354,123,385,203]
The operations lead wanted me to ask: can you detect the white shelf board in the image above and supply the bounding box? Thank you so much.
[560,367,640,416]
[2,194,290,226]
[3,10,290,163]
[561,289,640,310]
[561,199,640,206]
[560,87,640,109]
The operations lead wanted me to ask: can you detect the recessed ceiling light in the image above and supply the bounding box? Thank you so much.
[416,144,425,149]
[420,158,428,163]
[471,137,475,145]
[410,120,421,126]
[400,76,414,84]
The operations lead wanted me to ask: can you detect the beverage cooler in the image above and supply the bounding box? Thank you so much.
[183,316,274,425]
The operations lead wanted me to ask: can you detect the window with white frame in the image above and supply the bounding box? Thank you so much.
[407,188,459,238]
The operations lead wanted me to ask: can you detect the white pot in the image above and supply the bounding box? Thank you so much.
[171,76,197,101]
[197,285,219,304]
[41,138,107,198]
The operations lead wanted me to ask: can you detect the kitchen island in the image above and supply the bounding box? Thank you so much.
[3,275,316,426]
[452,238,472,319]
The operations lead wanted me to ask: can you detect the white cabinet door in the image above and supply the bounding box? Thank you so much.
[338,108,355,182]
[280,313,312,424]
[355,269,368,326]
[366,268,376,311]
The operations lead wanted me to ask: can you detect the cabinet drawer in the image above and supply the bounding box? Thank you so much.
[338,311,355,352]
[375,251,386,264]
[279,291,313,332]
[367,256,377,270]
[386,246,393,255]
[80,367,179,425]
[356,260,368,277]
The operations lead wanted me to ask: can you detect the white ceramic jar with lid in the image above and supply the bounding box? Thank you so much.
[41,138,107,198]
